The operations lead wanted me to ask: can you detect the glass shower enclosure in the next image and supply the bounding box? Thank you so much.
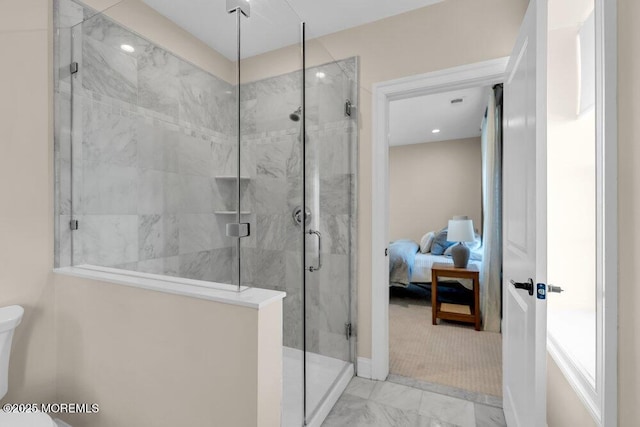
[53,0,358,425]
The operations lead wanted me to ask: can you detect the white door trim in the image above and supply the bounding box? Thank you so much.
[598,1,618,425]
[370,57,508,381]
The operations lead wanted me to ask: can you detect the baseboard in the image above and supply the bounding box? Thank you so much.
[54,419,73,427]
[356,357,372,379]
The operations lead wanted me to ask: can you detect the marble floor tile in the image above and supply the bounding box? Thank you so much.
[323,377,487,427]
[322,394,368,427]
[369,381,423,412]
[419,391,476,427]
[474,403,506,427]
[361,400,420,427]
[344,377,377,400]
[324,395,420,427]
[387,374,502,408]
[416,418,460,427]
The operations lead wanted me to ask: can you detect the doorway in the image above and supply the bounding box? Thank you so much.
[386,83,503,397]
[369,0,618,421]
[369,58,508,383]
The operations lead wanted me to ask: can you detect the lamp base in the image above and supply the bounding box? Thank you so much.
[451,243,470,268]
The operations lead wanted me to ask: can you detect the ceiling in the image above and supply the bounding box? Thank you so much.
[389,86,491,147]
[140,0,443,59]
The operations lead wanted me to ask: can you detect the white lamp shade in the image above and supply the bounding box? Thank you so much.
[447,218,475,242]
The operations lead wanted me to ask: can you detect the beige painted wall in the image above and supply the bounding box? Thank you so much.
[0,0,57,404]
[243,0,528,359]
[54,275,281,427]
[389,138,482,243]
[617,0,640,424]
[546,355,597,427]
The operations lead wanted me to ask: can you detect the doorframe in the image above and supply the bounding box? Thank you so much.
[370,57,509,381]
[369,1,618,422]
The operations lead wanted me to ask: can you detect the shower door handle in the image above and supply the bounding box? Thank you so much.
[307,229,322,272]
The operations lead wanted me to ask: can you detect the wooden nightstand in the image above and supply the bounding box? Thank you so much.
[431,262,481,331]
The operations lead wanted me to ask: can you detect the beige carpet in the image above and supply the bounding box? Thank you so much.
[389,289,503,397]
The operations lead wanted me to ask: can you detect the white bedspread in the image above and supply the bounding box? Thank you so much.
[409,253,482,291]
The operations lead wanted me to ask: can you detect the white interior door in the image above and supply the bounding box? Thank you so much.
[502,0,547,426]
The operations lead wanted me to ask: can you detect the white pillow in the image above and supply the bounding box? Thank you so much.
[419,231,435,254]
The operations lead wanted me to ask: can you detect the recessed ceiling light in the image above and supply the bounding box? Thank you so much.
[120,44,135,53]
[316,71,326,79]
[432,129,441,134]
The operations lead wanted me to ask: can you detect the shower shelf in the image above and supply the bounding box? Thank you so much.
[215,176,251,180]
[214,211,251,215]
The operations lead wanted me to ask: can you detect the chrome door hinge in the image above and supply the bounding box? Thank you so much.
[70,62,79,74]
[345,322,352,340]
[226,222,250,238]
[345,99,353,117]
[70,219,79,230]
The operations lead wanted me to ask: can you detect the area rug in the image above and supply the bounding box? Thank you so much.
[389,285,503,397]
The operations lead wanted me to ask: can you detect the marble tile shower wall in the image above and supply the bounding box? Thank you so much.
[54,1,358,357]
[238,58,358,355]
[56,7,239,283]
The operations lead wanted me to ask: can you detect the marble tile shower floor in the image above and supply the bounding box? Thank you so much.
[321,377,506,427]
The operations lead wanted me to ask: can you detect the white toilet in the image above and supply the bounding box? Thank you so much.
[0,305,57,427]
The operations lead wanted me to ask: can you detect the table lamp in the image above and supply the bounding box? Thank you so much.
[447,216,475,268]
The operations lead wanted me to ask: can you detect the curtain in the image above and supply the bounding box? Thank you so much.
[480,86,503,332]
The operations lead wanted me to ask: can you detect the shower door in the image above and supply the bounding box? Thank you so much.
[303,55,358,423]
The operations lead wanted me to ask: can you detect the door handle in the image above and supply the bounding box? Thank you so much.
[510,278,534,296]
[307,229,322,272]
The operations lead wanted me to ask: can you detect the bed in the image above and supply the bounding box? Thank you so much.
[388,234,483,290]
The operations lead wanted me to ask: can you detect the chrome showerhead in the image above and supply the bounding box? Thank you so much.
[289,106,302,122]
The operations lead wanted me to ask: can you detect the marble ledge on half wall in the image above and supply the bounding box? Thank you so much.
[54,265,286,309]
